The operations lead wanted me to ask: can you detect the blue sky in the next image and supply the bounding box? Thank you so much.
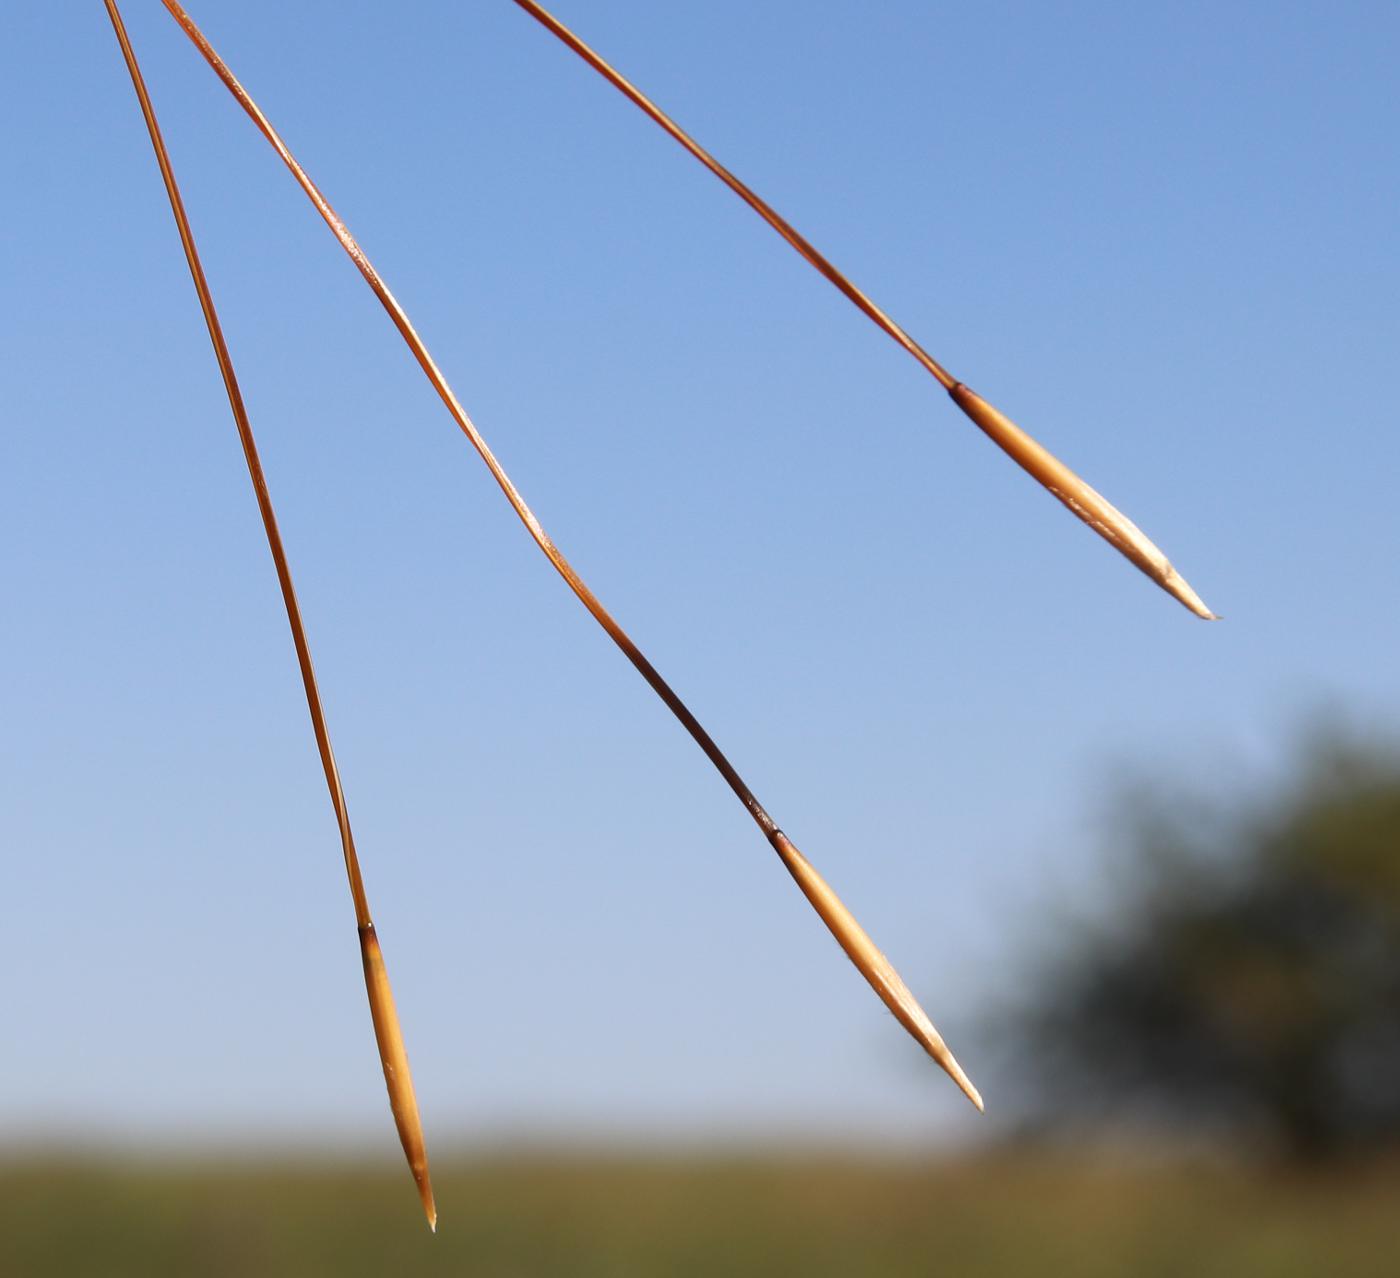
[2,1,1398,1151]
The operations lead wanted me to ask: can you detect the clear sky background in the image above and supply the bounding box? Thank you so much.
[2,1,1398,1152]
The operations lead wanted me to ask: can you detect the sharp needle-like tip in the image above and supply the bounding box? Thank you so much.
[360,925,437,1232]
[946,383,1216,620]
[411,1158,438,1232]
[1162,567,1218,621]
[771,832,985,1110]
[898,994,985,1113]
[940,1050,985,1113]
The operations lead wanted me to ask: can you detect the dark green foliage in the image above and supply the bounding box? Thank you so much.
[1006,724,1400,1159]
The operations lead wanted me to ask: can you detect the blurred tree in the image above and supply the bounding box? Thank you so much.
[1003,723,1400,1160]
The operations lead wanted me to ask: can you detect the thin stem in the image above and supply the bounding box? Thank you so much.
[511,0,957,393]
[103,0,436,1229]
[159,0,983,1111]
[507,0,1216,620]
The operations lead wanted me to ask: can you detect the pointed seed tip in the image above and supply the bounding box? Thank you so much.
[1157,565,1216,621]
[415,1172,437,1232]
[1183,593,1219,621]
[932,1044,983,1112]
[954,1071,984,1113]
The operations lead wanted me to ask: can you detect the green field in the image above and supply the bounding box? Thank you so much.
[4,1153,1396,1276]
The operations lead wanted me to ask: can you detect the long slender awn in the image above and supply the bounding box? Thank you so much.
[508,0,1216,620]
[157,0,985,1117]
[104,0,437,1231]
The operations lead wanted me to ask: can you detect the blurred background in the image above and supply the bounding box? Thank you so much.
[2,1,1398,1272]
